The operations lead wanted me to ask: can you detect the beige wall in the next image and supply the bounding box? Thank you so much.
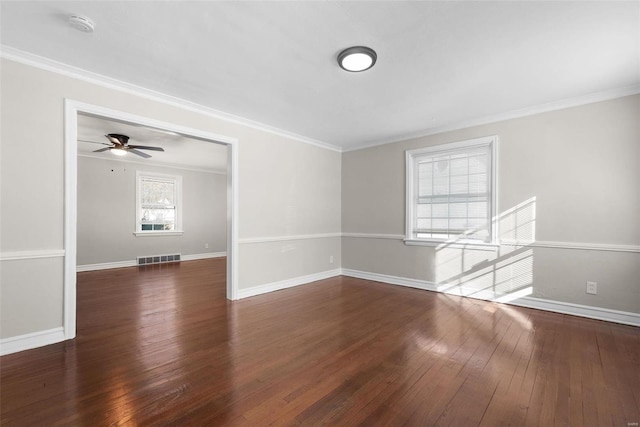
[1,55,637,345]
[77,156,227,266]
[342,94,640,313]
[0,58,342,339]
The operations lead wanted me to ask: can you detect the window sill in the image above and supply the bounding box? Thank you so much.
[134,231,184,237]
[404,238,499,251]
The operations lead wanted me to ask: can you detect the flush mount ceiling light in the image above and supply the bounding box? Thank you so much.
[338,46,377,72]
[68,14,95,33]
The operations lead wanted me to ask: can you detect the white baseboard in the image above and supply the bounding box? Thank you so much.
[512,297,640,327]
[181,252,226,261]
[341,268,640,327]
[77,260,136,272]
[341,268,438,292]
[0,327,66,356]
[237,268,342,299]
[76,252,226,272]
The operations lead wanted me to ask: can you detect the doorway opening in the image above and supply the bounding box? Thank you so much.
[64,100,239,340]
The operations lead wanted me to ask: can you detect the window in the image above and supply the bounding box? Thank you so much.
[135,171,183,235]
[405,136,497,245]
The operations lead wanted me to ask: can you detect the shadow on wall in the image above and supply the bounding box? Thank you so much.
[435,197,537,303]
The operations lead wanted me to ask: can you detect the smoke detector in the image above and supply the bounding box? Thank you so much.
[69,14,95,33]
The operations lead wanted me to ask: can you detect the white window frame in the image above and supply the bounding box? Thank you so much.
[405,135,498,248]
[135,171,183,237]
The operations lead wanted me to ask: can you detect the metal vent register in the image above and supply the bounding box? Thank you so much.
[136,254,181,266]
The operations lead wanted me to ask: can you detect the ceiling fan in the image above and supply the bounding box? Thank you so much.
[80,134,165,158]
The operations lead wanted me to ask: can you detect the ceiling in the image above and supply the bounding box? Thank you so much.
[78,114,228,173]
[2,1,639,151]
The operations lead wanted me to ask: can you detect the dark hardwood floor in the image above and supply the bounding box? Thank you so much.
[1,258,639,426]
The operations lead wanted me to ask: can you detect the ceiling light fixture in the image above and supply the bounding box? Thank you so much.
[338,46,377,72]
[111,148,127,156]
[68,14,95,33]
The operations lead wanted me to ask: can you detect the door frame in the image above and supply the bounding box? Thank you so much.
[63,99,239,340]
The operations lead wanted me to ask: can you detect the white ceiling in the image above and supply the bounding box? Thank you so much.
[2,1,639,151]
[77,114,228,173]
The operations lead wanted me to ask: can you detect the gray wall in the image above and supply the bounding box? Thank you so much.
[1,54,636,346]
[0,58,342,339]
[342,94,640,314]
[77,156,227,266]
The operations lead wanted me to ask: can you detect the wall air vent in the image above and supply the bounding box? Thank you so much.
[136,253,181,266]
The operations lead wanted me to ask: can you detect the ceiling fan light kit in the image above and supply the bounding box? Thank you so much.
[106,133,129,146]
[338,46,377,72]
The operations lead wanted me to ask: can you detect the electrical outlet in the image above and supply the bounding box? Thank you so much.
[205,243,209,249]
[586,281,597,295]
[329,255,334,264]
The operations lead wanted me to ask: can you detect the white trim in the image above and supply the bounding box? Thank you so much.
[507,240,640,254]
[343,84,640,152]
[227,134,239,300]
[77,260,136,272]
[181,252,226,261]
[404,239,499,251]
[64,100,78,340]
[77,153,227,175]
[341,269,640,327]
[133,231,184,237]
[76,252,226,272]
[65,100,241,347]
[342,233,640,254]
[341,269,438,292]
[0,327,66,356]
[2,46,341,153]
[404,135,496,157]
[0,249,65,261]
[239,233,342,244]
[342,232,405,240]
[136,170,183,234]
[237,269,342,299]
[4,46,638,155]
[512,297,640,328]
[405,136,498,245]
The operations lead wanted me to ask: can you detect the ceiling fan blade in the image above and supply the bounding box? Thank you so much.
[78,139,111,146]
[93,147,111,153]
[128,145,165,152]
[128,149,152,158]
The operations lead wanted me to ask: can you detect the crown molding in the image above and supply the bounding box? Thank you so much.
[343,84,640,152]
[4,45,637,155]
[0,45,342,153]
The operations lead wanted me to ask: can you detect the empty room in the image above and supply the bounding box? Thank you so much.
[1,1,638,425]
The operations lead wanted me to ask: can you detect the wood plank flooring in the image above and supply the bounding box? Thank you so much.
[1,258,639,425]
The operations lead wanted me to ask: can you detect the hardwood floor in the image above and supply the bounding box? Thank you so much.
[1,258,639,426]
